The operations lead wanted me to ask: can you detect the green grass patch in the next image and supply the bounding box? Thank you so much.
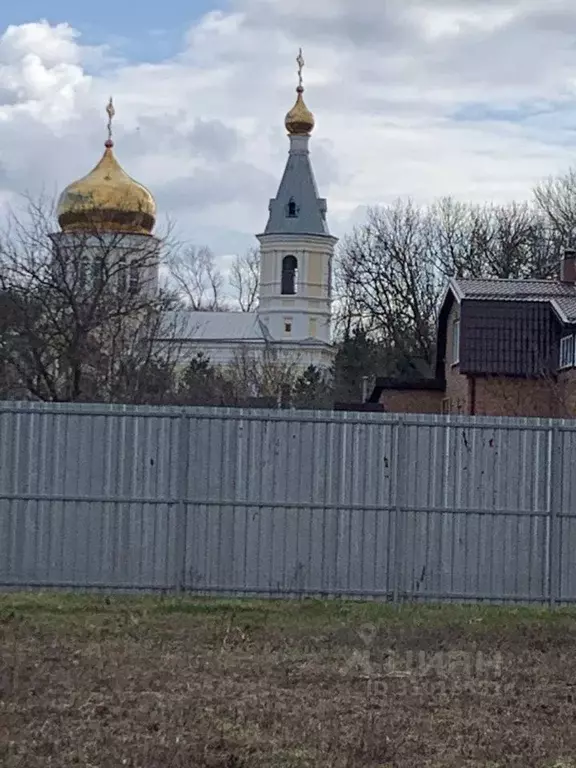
[2,590,576,632]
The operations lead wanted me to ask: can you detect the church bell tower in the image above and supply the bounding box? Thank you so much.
[256,50,338,368]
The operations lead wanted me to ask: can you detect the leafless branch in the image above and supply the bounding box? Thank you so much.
[336,197,562,367]
[0,195,183,402]
[229,248,260,312]
[167,245,227,311]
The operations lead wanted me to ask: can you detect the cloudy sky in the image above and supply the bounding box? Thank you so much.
[1,0,576,258]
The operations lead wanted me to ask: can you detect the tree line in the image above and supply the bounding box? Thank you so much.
[335,170,576,388]
[0,167,574,406]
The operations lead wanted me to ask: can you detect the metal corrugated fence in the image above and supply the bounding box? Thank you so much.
[0,401,574,604]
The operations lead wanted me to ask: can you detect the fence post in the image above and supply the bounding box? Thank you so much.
[548,425,562,609]
[392,417,407,604]
[174,413,190,594]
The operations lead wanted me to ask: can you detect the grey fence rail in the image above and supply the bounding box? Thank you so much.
[0,401,575,604]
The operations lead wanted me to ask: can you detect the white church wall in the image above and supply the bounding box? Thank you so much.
[256,233,336,346]
[172,338,334,372]
[49,231,160,298]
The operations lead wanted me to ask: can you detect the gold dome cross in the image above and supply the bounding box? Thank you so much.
[106,97,115,147]
[284,48,315,136]
[296,48,305,90]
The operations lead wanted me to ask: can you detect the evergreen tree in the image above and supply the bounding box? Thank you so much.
[178,352,219,405]
[292,365,333,409]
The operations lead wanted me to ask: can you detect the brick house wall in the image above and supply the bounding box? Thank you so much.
[377,375,562,418]
[444,303,470,414]
[472,376,559,418]
[556,370,576,417]
[378,388,444,414]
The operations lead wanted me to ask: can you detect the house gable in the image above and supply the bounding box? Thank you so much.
[460,299,560,376]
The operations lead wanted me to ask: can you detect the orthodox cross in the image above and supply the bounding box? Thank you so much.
[296,48,305,89]
[106,97,115,145]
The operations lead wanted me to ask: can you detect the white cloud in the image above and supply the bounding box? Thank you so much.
[1,1,576,256]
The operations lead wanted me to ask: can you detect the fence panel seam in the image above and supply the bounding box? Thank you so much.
[175,415,190,593]
[392,417,406,603]
[548,425,562,607]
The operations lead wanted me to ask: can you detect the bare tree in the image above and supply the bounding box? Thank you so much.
[167,245,227,311]
[429,197,560,280]
[229,247,260,312]
[534,167,576,245]
[0,196,183,403]
[224,344,300,405]
[338,201,440,365]
[337,197,561,367]
[85,304,185,404]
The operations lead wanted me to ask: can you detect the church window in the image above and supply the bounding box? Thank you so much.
[284,319,292,334]
[129,261,140,294]
[117,257,127,293]
[77,254,89,288]
[91,256,104,291]
[281,255,298,295]
[286,198,298,218]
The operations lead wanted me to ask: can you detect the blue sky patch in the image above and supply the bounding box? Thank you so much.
[451,100,575,124]
[0,0,227,60]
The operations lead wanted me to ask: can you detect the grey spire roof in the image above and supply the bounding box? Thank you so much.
[262,135,331,237]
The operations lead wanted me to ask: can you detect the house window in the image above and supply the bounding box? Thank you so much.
[452,319,460,365]
[284,319,292,334]
[281,255,298,295]
[286,198,298,218]
[560,335,575,369]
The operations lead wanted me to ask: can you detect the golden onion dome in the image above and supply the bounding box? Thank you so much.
[284,48,315,136]
[285,86,315,136]
[57,99,156,235]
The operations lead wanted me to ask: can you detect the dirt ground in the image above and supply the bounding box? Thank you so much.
[1,594,576,767]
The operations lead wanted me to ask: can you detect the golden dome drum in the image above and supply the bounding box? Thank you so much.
[57,100,156,235]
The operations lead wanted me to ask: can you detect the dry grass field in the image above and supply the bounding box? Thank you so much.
[1,593,576,767]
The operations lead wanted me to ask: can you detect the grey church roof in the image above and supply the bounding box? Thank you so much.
[167,311,268,342]
[262,136,331,238]
[161,310,335,345]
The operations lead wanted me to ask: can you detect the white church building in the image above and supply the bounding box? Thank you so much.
[55,52,337,371]
[171,51,337,370]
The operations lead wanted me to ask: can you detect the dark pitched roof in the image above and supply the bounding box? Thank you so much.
[334,402,386,412]
[366,377,445,403]
[549,296,576,323]
[448,277,576,323]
